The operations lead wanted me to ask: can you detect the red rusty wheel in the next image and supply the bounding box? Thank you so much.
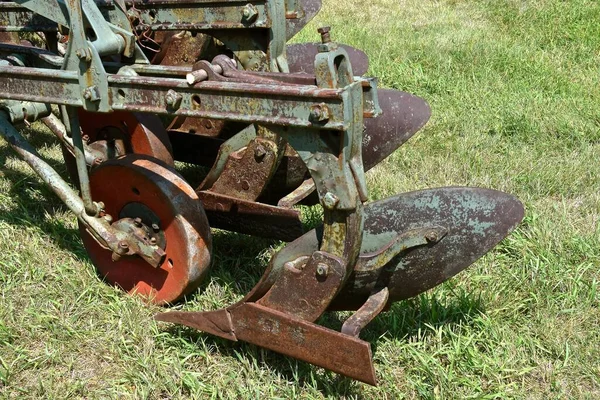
[80,154,212,304]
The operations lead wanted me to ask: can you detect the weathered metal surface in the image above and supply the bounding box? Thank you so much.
[81,154,212,304]
[285,0,320,39]
[205,137,283,201]
[341,287,388,337]
[287,42,369,76]
[272,187,524,311]
[78,110,174,165]
[0,64,358,130]
[198,190,303,241]
[155,302,377,385]
[260,88,430,207]
[257,250,346,321]
[362,88,431,171]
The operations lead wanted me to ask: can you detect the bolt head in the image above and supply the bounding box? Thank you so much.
[317,26,330,34]
[165,89,182,109]
[322,192,339,209]
[316,263,329,277]
[152,223,160,232]
[134,217,143,227]
[309,104,330,123]
[241,4,258,23]
[425,231,438,242]
[254,144,267,161]
[82,85,100,102]
[119,240,129,249]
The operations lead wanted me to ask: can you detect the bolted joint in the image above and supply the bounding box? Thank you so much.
[425,230,439,243]
[241,3,259,23]
[82,86,101,102]
[254,144,267,161]
[315,263,329,278]
[309,103,330,123]
[165,89,182,109]
[322,192,339,210]
[75,47,92,62]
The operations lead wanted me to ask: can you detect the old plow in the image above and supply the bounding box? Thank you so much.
[0,0,524,385]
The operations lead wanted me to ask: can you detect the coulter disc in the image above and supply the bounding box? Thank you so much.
[80,155,212,304]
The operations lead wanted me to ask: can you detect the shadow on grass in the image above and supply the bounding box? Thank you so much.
[160,288,485,396]
[0,131,91,261]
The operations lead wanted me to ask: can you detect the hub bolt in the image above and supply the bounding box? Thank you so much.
[134,217,143,227]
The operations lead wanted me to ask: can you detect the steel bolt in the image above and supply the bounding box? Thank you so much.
[134,217,143,227]
[309,104,330,123]
[241,180,250,191]
[425,231,438,243]
[150,237,157,245]
[316,263,329,278]
[318,26,331,44]
[165,89,182,109]
[151,223,160,232]
[322,192,339,210]
[82,85,101,102]
[242,3,259,23]
[119,241,129,250]
[75,47,91,62]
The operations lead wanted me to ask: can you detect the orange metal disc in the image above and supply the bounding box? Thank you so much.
[78,110,174,166]
[80,154,212,304]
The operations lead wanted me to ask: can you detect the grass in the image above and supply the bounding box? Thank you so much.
[1,0,600,398]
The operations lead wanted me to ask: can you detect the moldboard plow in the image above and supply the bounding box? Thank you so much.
[0,0,524,385]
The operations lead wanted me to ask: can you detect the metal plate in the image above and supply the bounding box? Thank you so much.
[362,88,431,170]
[286,42,369,76]
[285,0,322,40]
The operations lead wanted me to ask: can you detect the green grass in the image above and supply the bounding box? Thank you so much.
[1,0,600,398]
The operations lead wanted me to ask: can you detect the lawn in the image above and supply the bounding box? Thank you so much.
[1,0,600,398]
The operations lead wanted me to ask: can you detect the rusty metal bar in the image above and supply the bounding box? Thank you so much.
[0,64,355,130]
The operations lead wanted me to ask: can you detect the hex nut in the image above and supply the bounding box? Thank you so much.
[322,192,339,210]
[242,4,259,23]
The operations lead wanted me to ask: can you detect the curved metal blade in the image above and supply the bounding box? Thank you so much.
[286,43,369,76]
[362,88,431,170]
[274,187,524,310]
[285,0,322,41]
